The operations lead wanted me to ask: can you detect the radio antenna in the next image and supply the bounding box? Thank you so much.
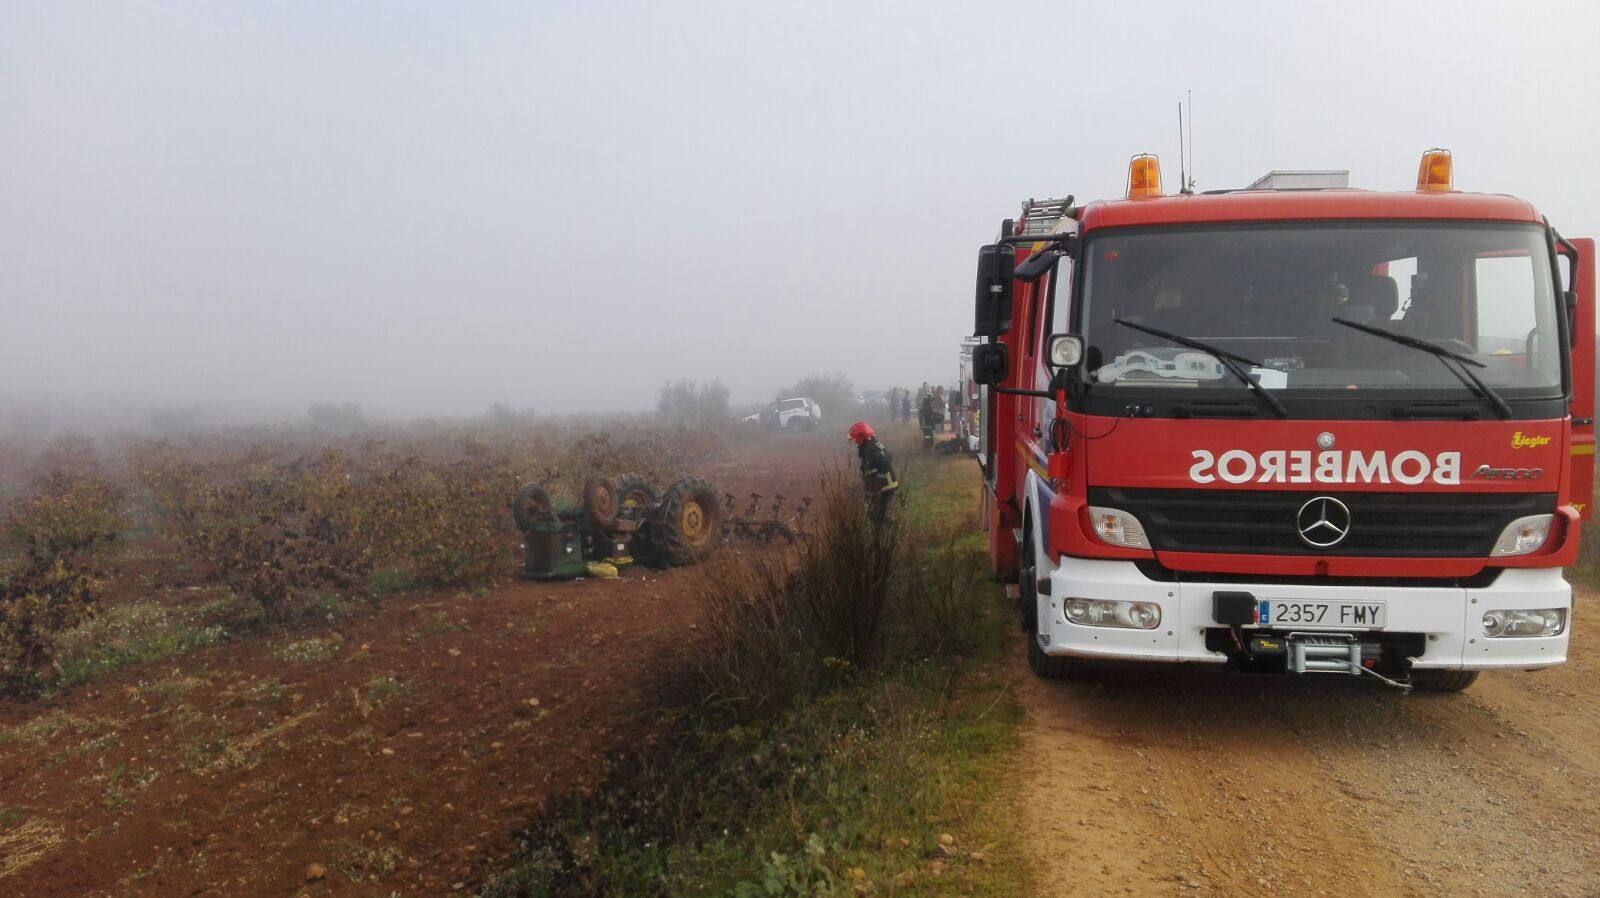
[1178,92,1195,194]
[1177,101,1187,194]
[1186,90,1195,193]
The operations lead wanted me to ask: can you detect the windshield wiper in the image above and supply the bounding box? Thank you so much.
[1114,318,1289,418]
[1331,318,1512,419]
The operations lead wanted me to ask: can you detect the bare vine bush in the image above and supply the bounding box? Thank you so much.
[0,469,125,694]
[363,441,519,588]
[132,447,379,621]
[133,435,529,611]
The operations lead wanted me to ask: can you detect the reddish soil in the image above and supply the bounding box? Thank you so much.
[0,431,849,896]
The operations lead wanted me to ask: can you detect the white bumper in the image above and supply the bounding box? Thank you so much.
[1039,557,1570,670]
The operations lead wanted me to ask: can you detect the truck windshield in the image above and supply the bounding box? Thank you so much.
[1079,222,1562,405]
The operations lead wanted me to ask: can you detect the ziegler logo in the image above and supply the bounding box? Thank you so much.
[1189,449,1461,485]
[1511,431,1551,449]
[1470,465,1544,480]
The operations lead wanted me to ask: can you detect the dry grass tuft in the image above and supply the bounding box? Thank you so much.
[0,819,64,879]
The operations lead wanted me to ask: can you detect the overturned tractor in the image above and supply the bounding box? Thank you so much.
[512,475,816,580]
[513,474,723,580]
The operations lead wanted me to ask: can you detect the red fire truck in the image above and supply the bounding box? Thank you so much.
[972,150,1593,691]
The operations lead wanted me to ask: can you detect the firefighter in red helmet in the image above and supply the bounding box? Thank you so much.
[848,421,898,524]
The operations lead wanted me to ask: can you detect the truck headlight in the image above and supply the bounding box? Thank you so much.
[1086,507,1149,549]
[1481,608,1566,638]
[1490,515,1553,557]
[1063,598,1162,630]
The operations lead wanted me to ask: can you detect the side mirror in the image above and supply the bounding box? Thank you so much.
[971,343,1008,386]
[974,244,1015,337]
[1045,334,1083,368]
[1014,235,1074,283]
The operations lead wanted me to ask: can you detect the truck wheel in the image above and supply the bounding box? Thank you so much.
[512,483,554,532]
[582,476,620,530]
[787,417,804,432]
[650,476,723,566]
[613,475,656,518]
[1021,531,1082,680]
[1410,670,1479,693]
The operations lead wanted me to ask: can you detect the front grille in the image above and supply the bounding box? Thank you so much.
[1090,487,1555,557]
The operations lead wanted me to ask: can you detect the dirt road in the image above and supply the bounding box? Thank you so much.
[1015,591,1600,898]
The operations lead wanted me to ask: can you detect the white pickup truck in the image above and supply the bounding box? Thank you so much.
[743,397,822,431]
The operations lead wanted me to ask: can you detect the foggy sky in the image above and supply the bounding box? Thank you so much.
[4,1,1599,426]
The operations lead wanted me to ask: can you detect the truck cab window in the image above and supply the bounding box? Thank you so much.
[1475,254,1538,355]
[1078,222,1562,407]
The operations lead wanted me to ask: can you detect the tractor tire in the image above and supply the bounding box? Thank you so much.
[512,483,554,532]
[1410,669,1479,693]
[613,474,657,519]
[649,476,723,566]
[582,476,620,530]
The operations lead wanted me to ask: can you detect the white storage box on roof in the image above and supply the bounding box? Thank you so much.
[1246,170,1350,190]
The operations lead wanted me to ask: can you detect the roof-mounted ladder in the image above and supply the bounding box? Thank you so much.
[1016,196,1074,237]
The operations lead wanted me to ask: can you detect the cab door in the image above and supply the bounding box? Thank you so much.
[1564,238,1595,519]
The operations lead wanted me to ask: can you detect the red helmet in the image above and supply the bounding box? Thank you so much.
[848,421,874,444]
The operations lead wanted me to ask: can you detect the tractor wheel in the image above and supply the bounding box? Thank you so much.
[582,476,620,530]
[512,483,554,532]
[650,476,723,566]
[613,474,657,519]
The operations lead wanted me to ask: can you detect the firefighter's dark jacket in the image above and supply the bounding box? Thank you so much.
[857,437,897,493]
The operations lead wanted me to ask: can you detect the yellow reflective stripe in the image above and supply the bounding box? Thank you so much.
[1573,445,1595,456]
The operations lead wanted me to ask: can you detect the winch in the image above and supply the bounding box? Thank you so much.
[1284,632,1411,691]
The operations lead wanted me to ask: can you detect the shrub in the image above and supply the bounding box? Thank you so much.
[134,448,378,620]
[689,474,900,723]
[365,441,518,588]
[890,513,988,658]
[788,474,900,668]
[657,379,731,428]
[306,401,366,431]
[0,470,125,693]
[688,549,805,720]
[775,372,857,422]
[4,470,125,559]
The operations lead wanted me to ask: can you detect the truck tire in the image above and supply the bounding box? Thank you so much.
[512,483,554,532]
[613,475,656,519]
[1021,528,1083,680]
[650,476,723,566]
[582,476,620,530]
[1410,669,1479,693]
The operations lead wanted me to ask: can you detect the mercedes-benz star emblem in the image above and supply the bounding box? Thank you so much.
[1296,496,1351,548]
[1316,431,1336,450]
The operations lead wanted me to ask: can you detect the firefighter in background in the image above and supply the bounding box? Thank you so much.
[918,387,937,427]
[848,421,898,524]
[900,389,911,422]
